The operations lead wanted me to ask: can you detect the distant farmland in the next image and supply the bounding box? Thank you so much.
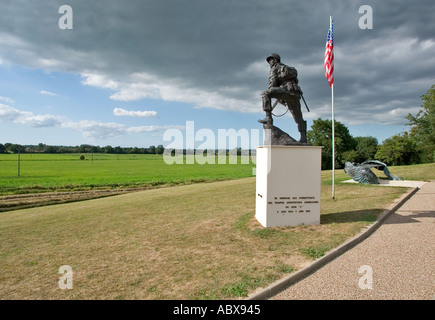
[0,153,255,195]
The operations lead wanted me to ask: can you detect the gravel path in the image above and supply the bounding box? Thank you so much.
[271,181,435,300]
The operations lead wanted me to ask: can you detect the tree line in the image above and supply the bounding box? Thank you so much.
[0,143,248,156]
[0,143,166,155]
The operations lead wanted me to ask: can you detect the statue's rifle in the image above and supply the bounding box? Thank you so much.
[301,93,310,112]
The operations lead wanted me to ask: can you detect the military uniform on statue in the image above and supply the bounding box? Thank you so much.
[258,53,308,145]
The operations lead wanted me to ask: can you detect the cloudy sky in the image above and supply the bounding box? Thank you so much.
[0,0,434,149]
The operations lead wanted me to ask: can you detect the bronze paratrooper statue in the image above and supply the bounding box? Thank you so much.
[258,53,309,145]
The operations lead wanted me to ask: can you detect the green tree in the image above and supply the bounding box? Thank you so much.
[148,145,156,154]
[0,143,7,154]
[37,143,46,152]
[406,84,435,162]
[45,145,59,153]
[114,146,124,154]
[155,145,164,155]
[341,150,359,164]
[104,145,115,153]
[375,132,420,166]
[307,118,356,170]
[7,144,24,154]
[341,137,378,164]
[57,146,72,153]
[355,136,378,162]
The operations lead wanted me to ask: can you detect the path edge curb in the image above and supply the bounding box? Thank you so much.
[246,186,420,300]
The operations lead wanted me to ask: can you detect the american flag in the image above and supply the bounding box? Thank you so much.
[324,17,334,87]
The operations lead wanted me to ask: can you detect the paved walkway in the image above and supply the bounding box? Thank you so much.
[269,180,435,300]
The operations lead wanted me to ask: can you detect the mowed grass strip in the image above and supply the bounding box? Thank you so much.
[1,163,426,299]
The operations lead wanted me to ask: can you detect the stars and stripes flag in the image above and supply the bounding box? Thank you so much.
[324,17,334,87]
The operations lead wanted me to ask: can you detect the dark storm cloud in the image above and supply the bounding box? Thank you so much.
[0,0,434,124]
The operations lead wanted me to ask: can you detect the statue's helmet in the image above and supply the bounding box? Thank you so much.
[266,53,281,63]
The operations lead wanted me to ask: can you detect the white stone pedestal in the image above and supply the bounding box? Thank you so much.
[255,145,322,227]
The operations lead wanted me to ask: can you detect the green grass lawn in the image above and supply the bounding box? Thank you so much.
[0,153,255,194]
[0,163,432,300]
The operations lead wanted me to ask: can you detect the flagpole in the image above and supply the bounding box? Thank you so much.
[331,82,335,200]
[330,15,335,200]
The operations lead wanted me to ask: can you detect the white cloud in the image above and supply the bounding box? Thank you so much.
[0,104,64,127]
[127,125,185,133]
[61,121,184,140]
[82,71,258,113]
[0,96,14,104]
[81,73,119,90]
[40,90,57,96]
[0,104,182,140]
[113,107,158,118]
[0,104,21,121]
[62,120,126,139]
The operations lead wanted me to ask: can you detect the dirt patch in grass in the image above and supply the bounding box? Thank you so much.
[0,189,128,212]
[0,180,227,212]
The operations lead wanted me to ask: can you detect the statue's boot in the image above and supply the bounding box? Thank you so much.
[298,121,307,143]
[258,117,273,125]
[258,110,273,125]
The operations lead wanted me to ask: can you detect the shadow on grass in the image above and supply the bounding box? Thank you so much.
[320,209,384,224]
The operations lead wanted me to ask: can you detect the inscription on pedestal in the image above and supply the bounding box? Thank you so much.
[268,196,319,214]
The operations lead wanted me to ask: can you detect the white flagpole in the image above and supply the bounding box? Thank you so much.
[331,82,335,200]
[330,15,335,200]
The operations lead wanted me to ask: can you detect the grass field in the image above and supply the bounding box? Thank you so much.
[0,157,433,300]
[0,153,255,195]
